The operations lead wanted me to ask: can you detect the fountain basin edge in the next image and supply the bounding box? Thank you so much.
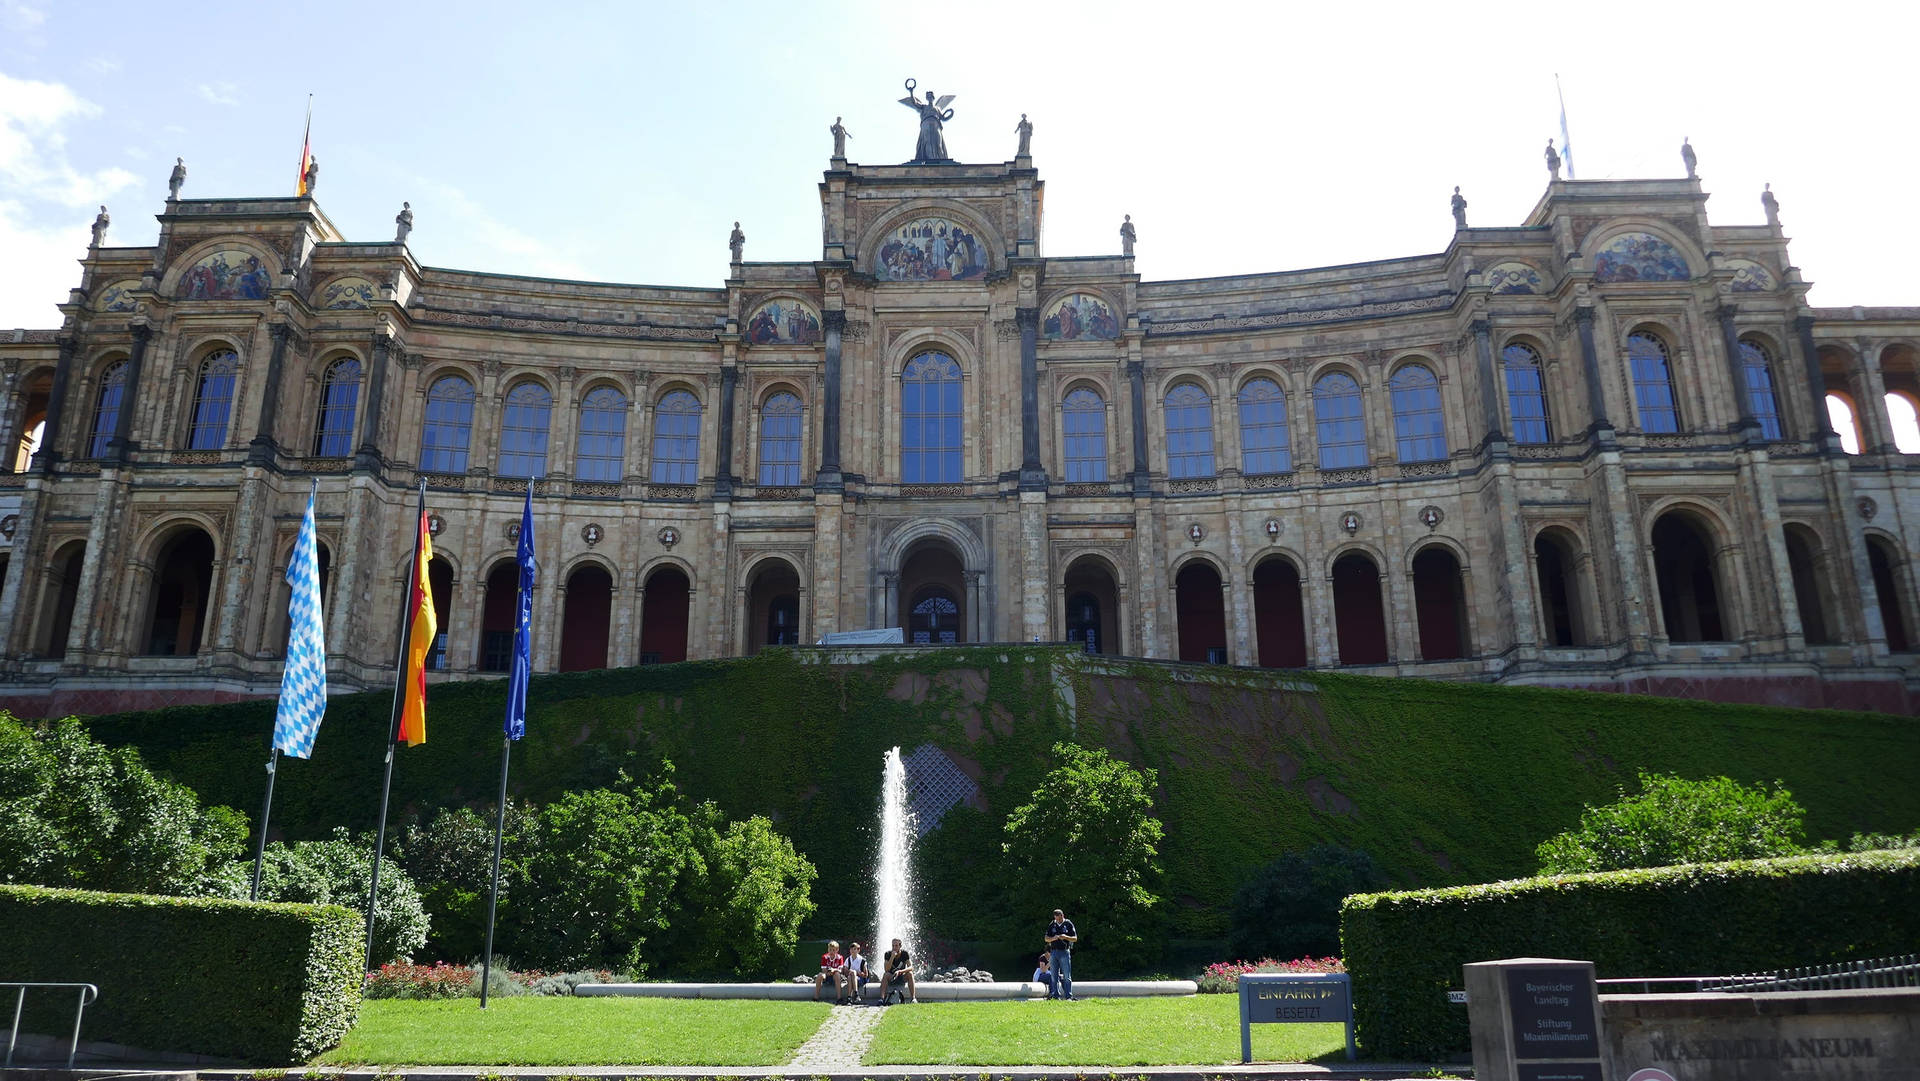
[576,980,1199,1000]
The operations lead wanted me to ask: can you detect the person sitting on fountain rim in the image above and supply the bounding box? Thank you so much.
[1032,951,1055,995]
[813,940,846,1001]
[881,938,917,1003]
[843,942,870,1003]
[1045,907,1077,1000]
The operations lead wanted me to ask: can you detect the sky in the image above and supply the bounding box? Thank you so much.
[2,0,1917,330]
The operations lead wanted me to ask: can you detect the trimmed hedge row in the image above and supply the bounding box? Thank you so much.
[0,884,362,1063]
[1339,848,1920,1060]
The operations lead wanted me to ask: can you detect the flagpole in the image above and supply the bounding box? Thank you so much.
[366,479,426,976]
[479,733,510,1008]
[1556,73,1575,180]
[249,747,279,900]
[481,481,535,1007]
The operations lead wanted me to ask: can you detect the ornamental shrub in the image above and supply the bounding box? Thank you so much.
[1197,956,1346,993]
[1228,845,1383,961]
[247,827,430,965]
[1535,771,1807,873]
[398,802,534,962]
[653,805,818,979]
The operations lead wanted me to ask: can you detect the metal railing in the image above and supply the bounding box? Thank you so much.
[1599,954,1920,996]
[3,982,99,1069]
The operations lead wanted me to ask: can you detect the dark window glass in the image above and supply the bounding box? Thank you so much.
[575,385,628,483]
[1739,339,1783,440]
[187,349,240,450]
[1628,333,1680,433]
[1502,343,1552,444]
[650,389,702,484]
[758,392,803,486]
[1237,378,1292,474]
[88,361,128,458]
[901,352,963,483]
[419,375,476,473]
[1163,383,1215,479]
[1389,364,1446,463]
[1313,371,1368,469]
[312,357,362,456]
[498,381,553,478]
[1062,388,1108,482]
[909,589,960,644]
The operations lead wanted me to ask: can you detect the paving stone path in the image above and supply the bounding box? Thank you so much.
[787,1002,889,1069]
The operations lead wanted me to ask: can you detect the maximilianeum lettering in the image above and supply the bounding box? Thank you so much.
[1649,1037,1876,1061]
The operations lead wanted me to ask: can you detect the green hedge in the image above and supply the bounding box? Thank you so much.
[0,884,362,1063]
[1340,848,1920,1060]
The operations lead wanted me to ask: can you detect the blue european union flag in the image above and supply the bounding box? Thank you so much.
[505,484,535,740]
[274,483,327,757]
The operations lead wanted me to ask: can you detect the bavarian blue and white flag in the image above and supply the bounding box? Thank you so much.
[504,483,535,741]
[274,483,328,757]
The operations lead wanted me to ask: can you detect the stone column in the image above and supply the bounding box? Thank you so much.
[1571,306,1612,441]
[1018,306,1046,489]
[1716,304,1759,441]
[1855,339,1896,453]
[31,336,76,473]
[355,332,392,470]
[111,322,151,461]
[966,569,988,642]
[327,475,373,667]
[213,466,270,658]
[1126,359,1150,493]
[1472,319,1505,444]
[248,323,293,465]
[1132,502,1162,655]
[1225,515,1252,664]
[1794,316,1838,444]
[714,363,738,496]
[1019,491,1048,641]
[812,494,843,639]
[816,310,844,491]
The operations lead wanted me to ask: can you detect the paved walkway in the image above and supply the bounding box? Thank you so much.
[785,1002,890,1070]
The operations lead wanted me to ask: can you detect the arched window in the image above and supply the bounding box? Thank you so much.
[1885,392,1920,453]
[575,386,628,483]
[1313,372,1367,469]
[1062,387,1107,482]
[901,352,962,483]
[87,360,128,458]
[1502,343,1552,444]
[650,390,703,484]
[1389,363,1446,462]
[1163,382,1214,479]
[1738,338,1783,440]
[1628,332,1680,433]
[1827,393,1862,454]
[1237,378,1292,474]
[312,357,362,456]
[758,391,803,486]
[419,374,476,473]
[186,349,240,450]
[497,381,553,478]
[909,589,960,644]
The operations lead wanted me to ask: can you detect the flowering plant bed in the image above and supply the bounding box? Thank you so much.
[1196,956,1345,994]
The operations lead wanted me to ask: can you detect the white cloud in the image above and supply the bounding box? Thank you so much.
[197,82,239,107]
[0,198,84,328]
[410,177,590,281]
[86,56,121,74]
[0,0,45,29]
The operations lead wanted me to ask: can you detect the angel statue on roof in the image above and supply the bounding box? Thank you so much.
[899,79,955,163]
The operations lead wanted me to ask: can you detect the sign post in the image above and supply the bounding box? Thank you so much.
[1238,972,1356,1063]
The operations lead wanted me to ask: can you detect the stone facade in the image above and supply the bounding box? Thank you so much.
[1,146,1917,717]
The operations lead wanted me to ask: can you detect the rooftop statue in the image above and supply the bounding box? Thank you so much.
[1014,113,1032,158]
[729,221,745,263]
[168,157,186,200]
[899,79,955,163]
[1762,184,1781,229]
[1681,137,1697,179]
[1451,186,1468,230]
[90,206,110,248]
[831,116,851,159]
[395,201,414,244]
[1545,139,1561,180]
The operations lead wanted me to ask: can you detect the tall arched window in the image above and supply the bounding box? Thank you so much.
[1163,383,1215,478]
[574,385,628,483]
[1062,387,1107,482]
[900,352,962,483]
[498,381,553,478]
[1888,392,1920,453]
[1502,343,1552,444]
[1389,363,1446,462]
[1738,338,1783,440]
[87,360,128,458]
[650,389,703,484]
[1826,393,1862,454]
[1628,332,1680,433]
[186,349,240,450]
[1237,378,1292,474]
[758,391,803,486]
[1313,371,1367,469]
[312,357,362,456]
[419,374,476,473]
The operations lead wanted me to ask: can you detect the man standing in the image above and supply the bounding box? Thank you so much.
[1044,907,1077,1000]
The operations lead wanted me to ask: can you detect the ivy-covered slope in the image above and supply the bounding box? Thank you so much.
[74,648,1920,939]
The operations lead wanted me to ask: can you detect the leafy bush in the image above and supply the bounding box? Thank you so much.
[247,828,430,965]
[398,803,533,962]
[527,969,623,995]
[363,961,477,1000]
[1340,848,1920,1060]
[0,713,247,896]
[1849,829,1920,851]
[1197,956,1346,993]
[1535,771,1808,873]
[1003,742,1165,972]
[1228,845,1382,960]
[653,806,817,979]
[0,883,360,1063]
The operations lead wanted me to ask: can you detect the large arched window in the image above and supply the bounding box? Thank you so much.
[1738,338,1783,440]
[498,381,553,478]
[1163,382,1214,479]
[758,391,803,486]
[87,360,128,458]
[312,357,362,456]
[574,385,628,483]
[1888,392,1920,453]
[1502,343,1552,444]
[1389,363,1446,462]
[1313,371,1367,469]
[1628,332,1680,433]
[419,374,476,473]
[1062,387,1108,482]
[1826,393,1862,454]
[186,349,240,450]
[1237,378,1291,474]
[900,352,962,483]
[650,389,703,484]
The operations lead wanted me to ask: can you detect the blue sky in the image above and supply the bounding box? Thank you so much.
[2,0,1915,328]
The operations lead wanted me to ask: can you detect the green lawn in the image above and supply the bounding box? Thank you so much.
[318,998,832,1066]
[864,995,1351,1066]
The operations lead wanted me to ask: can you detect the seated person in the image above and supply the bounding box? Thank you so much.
[1032,951,1055,994]
[843,942,871,1003]
[880,938,917,1003]
[813,940,847,1001]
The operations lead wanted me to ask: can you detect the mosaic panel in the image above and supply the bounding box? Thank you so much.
[178,249,272,300]
[95,280,138,312]
[1725,259,1776,293]
[745,299,822,345]
[320,276,377,309]
[874,216,988,281]
[1043,292,1119,341]
[1485,262,1543,295]
[1593,232,1690,284]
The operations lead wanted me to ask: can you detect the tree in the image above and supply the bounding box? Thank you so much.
[399,803,534,963]
[0,713,246,896]
[1536,771,1808,874]
[655,805,818,979]
[249,827,431,965]
[1229,844,1383,960]
[1003,742,1165,972]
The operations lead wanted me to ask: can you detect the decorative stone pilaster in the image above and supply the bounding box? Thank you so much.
[356,332,392,470]
[1793,315,1838,445]
[1126,359,1150,493]
[111,322,151,461]
[1716,304,1759,441]
[1017,306,1046,490]
[817,310,845,492]
[1572,306,1612,442]
[715,364,738,497]
[34,336,77,474]
[1472,319,1506,446]
[248,323,294,465]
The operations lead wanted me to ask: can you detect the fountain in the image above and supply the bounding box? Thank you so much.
[874,746,919,959]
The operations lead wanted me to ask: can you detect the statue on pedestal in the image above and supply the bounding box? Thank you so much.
[90,206,110,248]
[1545,139,1561,180]
[1120,214,1136,257]
[1014,113,1032,158]
[729,221,745,263]
[168,157,186,200]
[303,157,319,194]
[1451,186,1469,230]
[1681,137,1697,179]
[1762,184,1781,229]
[831,116,850,158]
[899,79,955,163]
[395,201,414,244]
